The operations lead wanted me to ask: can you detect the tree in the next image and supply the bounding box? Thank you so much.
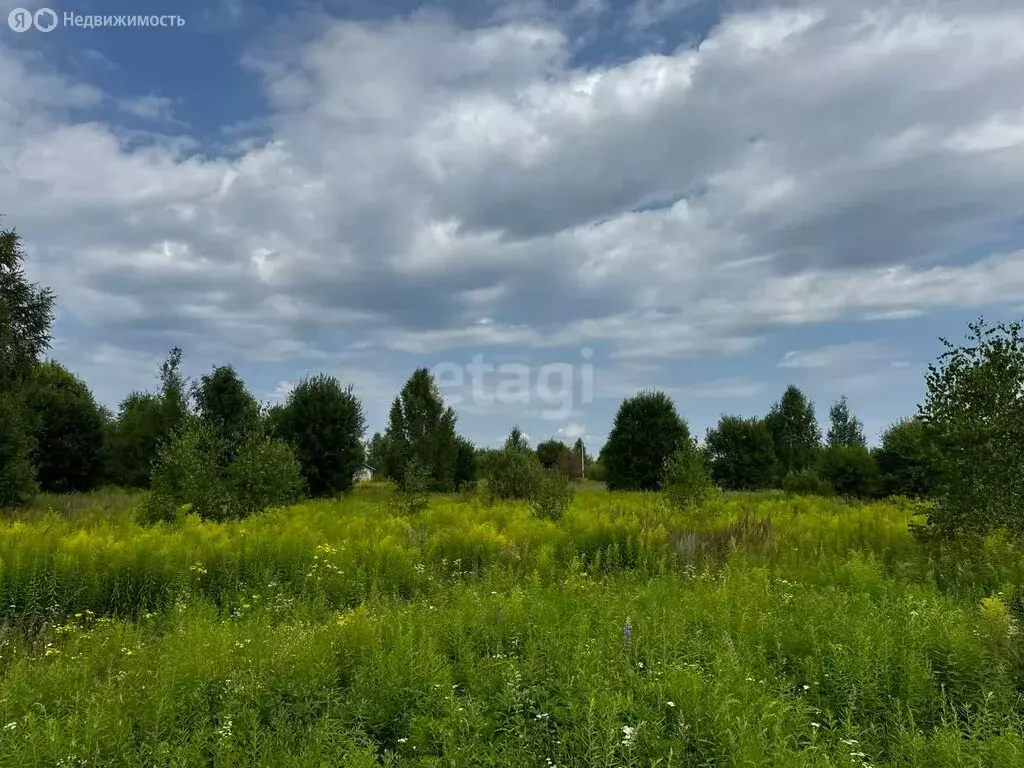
[826,395,867,449]
[277,374,366,497]
[107,347,195,488]
[603,390,689,491]
[917,318,1024,535]
[505,426,529,452]
[366,432,387,473]
[453,436,477,490]
[703,416,777,490]
[536,439,569,470]
[24,361,106,493]
[382,368,459,491]
[817,445,879,499]
[765,386,822,477]
[0,225,55,389]
[0,224,56,507]
[193,364,260,464]
[873,417,938,499]
[662,437,716,512]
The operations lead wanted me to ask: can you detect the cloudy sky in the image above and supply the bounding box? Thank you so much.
[2,0,1023,450]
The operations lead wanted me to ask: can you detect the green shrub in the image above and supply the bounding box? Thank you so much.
[0,391,36,508]
[873,417,939,499]
[703,415,777,491]
[394,457,431,515]
[662,438,716,512]
[531,468,573,521]
[817,445,880,499]
[142,421,305,524]
[781,468,834,497]
[486,447,544,502]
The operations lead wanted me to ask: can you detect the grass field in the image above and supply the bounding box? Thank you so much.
[2,486,1024,766]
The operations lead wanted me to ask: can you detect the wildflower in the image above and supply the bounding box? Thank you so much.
[620,724,635,746]
[4,721,17,731]
[667,701,676,707]
[623,619,632,648]
[397,738,408,743]
[811,722,821,728]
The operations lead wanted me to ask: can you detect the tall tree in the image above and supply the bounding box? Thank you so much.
[703,415,777,491]
[0,225,55,389]
[193,364,260,462]
[277,374,366,497]
[765,385,822,477]
[918,318,1024,535]
[382,368,459,491]
[826,395,867,448]
[0,224,55,506]
[24,361,106,493]
[505,426,529,452]
[603,390,689,491]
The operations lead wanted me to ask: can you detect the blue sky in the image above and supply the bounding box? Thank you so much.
[3,0,1024,451]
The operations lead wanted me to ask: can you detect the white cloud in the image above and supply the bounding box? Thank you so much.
[2,0,1024,432]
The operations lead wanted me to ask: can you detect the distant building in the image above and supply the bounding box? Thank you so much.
[354,465,374,482]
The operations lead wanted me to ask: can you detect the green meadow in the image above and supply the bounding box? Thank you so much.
[2,487,1023,767]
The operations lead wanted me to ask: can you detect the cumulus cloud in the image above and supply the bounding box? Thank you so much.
[1,0,1023,439]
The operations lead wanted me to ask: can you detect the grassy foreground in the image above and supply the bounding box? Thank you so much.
[2,488,1024,766]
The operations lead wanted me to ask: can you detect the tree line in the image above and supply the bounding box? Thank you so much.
[3,221,1024,538]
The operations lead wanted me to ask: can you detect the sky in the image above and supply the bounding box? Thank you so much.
[2,0,1024,451]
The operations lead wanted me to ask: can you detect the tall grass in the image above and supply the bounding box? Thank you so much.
[1,488,1024,765]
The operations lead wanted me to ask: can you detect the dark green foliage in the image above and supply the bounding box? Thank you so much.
[826,395,867,449]
[263,404,287,440]
[381,369,459,491]
[531,468,573,521]
[817,445,879,499]
[276,375,366,497]
[366,432,387,474]
[193,364,260,465]
[453,436,477,490]
[536,439,569,470]
[918,318,1024,536]
[105,349,192,488]
[873,417,938,499]
[0,225,55,390]
[703,416,777,490]
[603,390,689,491]
[781,468,834,497]
[662,437,716,512]
[143,421,305,523]
[487,442,544,502]
[0,391,36,507]
[587,458,606,483]
[504,426,529,452]
[24,361,105,493]
[0,224,54,507]
[394,457,431,515]
[765,386,822,477]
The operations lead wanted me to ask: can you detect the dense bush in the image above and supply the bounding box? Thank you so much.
[536,439,570,471]
[143,421,305,523]
[603,390,689,491]
[453,436,478,490]
[0,391,36,507]
[24,361,106,493]
[276,374,366,497]
[781,468,834,497]
[194,364,261,466]
[531,467,574,521]
[486,446,544,502]
[873,417,938,499]
[662,437,716,512]
[703,415,777,491]
[817,445,880,499]
[919,318,1024,536]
